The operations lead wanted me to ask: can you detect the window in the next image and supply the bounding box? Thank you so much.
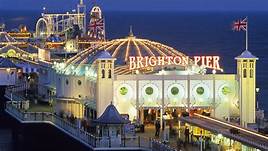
[243,69,247,78]
[250,63,254,68]
[102,69,105,78]
[243,63,247,68]
[145,87,154,95]
[196,87,205,95]
[250,69,253,78]
[78,80,82,86]
[108,70,112,78]
[66,79,69,85]
[101,63,105,68]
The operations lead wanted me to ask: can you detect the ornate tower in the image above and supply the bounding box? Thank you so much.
[96,51,116,117]
[236,50,258,127]
[88,5,105,40]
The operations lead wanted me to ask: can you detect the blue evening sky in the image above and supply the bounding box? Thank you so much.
[0,0,268,11]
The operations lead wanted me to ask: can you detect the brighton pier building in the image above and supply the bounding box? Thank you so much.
[50,30,258,128]
[0,3,258,128]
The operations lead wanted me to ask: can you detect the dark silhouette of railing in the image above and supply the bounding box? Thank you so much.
[5,102,176,151]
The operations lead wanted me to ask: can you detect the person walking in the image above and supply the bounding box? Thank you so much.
[184,126,190,143]
[155,120,160,137]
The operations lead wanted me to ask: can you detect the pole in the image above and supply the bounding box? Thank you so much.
[246,17,248,51]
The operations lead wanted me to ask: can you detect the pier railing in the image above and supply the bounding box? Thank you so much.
[180,115,268,150]
[5,102,176,151]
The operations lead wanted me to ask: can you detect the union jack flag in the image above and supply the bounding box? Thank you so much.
[88,18,105,40]
[232,18,247,31]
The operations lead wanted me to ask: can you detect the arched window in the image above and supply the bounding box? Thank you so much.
[250,69,253,78]
[102,69,105,78]
[108,70,112,78]
[243,69,247,78]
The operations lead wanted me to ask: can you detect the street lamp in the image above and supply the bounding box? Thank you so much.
[256,87,260,109]
[25,76,28,98]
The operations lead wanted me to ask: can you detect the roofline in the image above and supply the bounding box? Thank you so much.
[235,57,259,60]
[96,58,116,60]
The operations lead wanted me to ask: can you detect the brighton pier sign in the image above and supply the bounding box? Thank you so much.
[129,56,223,71]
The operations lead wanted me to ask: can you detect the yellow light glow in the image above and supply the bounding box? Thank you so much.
[194,113,268,140]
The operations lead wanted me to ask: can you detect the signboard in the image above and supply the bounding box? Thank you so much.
[129,56,223,71]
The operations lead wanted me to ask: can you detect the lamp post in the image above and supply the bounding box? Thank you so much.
[256,87,260,109]
[25,76,28,98]
[256,87,260,130]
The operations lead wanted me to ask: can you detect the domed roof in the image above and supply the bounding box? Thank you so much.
[61,32,191,75]
[67,33,188,65]
[97,33,188,65]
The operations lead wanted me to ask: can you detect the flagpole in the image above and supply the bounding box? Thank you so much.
[246,17,248,50]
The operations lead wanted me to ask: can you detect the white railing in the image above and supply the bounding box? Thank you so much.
[180,116,268,150]
[5,102,176,150]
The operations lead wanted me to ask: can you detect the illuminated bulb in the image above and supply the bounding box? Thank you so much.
[217,134,223,139]
[212,69,216,74]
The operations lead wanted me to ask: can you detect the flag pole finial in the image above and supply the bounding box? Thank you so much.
[129,25,134,37]
[245,17,248,51]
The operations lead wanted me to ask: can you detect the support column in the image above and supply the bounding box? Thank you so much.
[140,108,144,124]
[160,108,163,129]
[161,76,165,129]
[136,79,140,122]
[187,75,191,110]
[213,74,216,117]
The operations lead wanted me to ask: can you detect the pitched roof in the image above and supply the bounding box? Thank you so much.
[95,50,112,59]
[235,50,258,60]
[87,50,113,64]
[94,103,130,125]
[0,57,18,68]
[0,32,16,43]
[0,44,31,55]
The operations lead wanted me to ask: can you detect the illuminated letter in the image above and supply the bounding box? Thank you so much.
[149,57,157,67]
[158,56,165,66]
[213,56,221,70]
[206,56,212,68]
[144,56,149,67]
[182,56,189,66]
[201,56,205,67]
[136,57,144,69]
[166,56,173,65]
[173,56,182,65]
[129,56,136,70]
[194,56,201,66]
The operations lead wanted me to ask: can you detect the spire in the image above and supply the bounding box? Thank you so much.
[129,25,134,37]
[80,0,83,5]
